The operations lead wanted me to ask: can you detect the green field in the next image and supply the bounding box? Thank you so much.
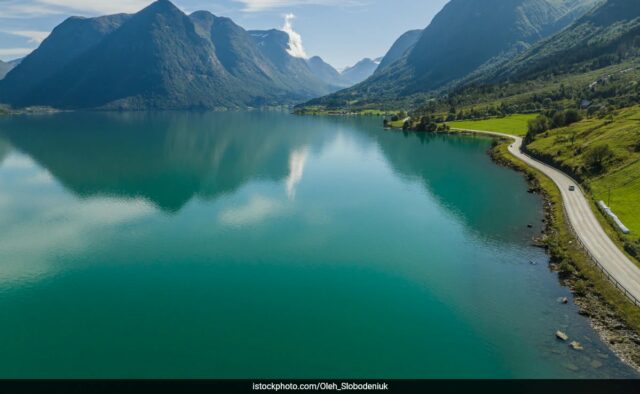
[446,114,538,136]
[387,117,410,128]
[293,106,396,116]
[527,106,640,236]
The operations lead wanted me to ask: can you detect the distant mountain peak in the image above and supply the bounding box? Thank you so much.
[340,57,380,85]
[143,0,182,13]
[152,0,179,8]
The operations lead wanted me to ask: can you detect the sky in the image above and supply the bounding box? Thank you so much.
[0,0,448,69]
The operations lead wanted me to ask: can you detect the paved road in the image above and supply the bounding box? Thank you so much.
[453,128,640,306]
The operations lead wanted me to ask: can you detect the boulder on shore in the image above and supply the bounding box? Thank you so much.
[570,341,584,350]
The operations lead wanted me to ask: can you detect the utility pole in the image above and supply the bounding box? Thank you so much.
[608,185,612,207]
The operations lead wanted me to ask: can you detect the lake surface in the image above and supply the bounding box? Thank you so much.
[0,111,637,378]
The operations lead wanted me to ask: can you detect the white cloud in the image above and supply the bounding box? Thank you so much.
[285,148,308,200]
[0,0,152,18]
[37,0,151,14]
[219,195,285,227]
[25,170,54,185]
[282,13,307,58]
[0,0,365,17]
[0,196,154,284]
[235,0,357,12]
[0,152,156,284]
[1,154,36,169]
[0,48,34,58]
[1,30,50,44]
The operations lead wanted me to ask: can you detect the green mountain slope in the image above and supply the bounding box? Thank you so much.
[375,30,422,74]
[490,0,640,81]
[433,0,640,118]
[528,105,640,234]
[15,0,235,109]
[0,13,129,101]
[303,0,598,110]
[249,29,334,98]
[190,11,319,105]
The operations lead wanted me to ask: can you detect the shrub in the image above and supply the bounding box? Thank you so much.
[624,241,639,258]
[624,238,640,257]
[416,116,438,132]
[574,280,588,296]
[558,260,573,273]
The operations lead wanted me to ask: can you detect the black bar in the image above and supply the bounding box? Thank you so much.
[0,380,639,394]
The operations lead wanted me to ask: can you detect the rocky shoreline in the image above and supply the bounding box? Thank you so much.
[488,141,640,373]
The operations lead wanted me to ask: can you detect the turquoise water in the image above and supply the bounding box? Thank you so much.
[0,111,636,378]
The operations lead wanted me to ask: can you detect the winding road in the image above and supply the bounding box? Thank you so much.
[454,128,640,306]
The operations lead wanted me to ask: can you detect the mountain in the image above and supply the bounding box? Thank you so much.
[306,56,381,88]
[249,29,334,98]
[488,0,640,82]
[0,0,334,110]
[341,58,381,85]
[0,112,331,212]
[0,13,129,95]
[306,56,347,88]
[189,12,329,104]
[375,29,422,73]
[304,0,599,109]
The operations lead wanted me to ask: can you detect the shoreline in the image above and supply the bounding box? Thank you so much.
[484,135,640,373]
[383,124,640,372]
[382,123,640,371]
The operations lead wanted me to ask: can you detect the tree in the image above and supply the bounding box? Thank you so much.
[528,115,550,134]
[585,144,614,173]
[526,115,551,144]
[564,109,582,125]
[552,111,566,128]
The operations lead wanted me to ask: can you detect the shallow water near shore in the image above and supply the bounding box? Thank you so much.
[0,111,637,378]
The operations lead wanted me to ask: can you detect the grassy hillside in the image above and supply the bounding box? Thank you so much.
[490,0,640,82]
[300,0,598,111]
[527,105,640,242]
[447,114,537,136]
